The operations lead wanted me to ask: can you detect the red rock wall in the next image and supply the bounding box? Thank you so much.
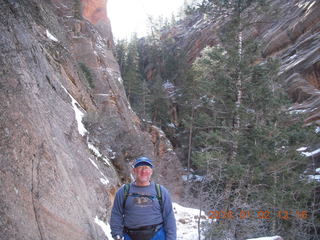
[82,0,108,25]
[0,0,182,240]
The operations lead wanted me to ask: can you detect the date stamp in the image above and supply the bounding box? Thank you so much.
[208,210,308,220]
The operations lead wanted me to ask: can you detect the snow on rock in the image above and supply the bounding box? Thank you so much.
[46,29,58,42]
[246,236,283,240]
[87,142,111,167]
[173,202,207,240]
[71,97,88,136]
[307,175,320,182]
[163,81,175,90]
[167,122,176,128]
[89,157,99,170]
[107,148,117,159]
[100,178,109,185]
[297,146,308,152]
[288,108,309,114]
[88,158,110,185]
[60,84,88,136]
[94,217,113,239]
[301,148,320,157]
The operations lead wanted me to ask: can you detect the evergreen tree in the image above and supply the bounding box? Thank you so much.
[114,39,127,73]
[184,1,318,238]
[115,34,152,119]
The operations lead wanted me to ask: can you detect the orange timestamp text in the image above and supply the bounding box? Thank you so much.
[208,210,308,220]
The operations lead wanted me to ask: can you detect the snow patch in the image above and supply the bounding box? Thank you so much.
[182,174,204,182]
[173,202,207,240]
[316,168,320,173]
[100,178,109,185]
[94,217,113,239]
[315,126,320,134]
[167,122,176,128]
[71,98,88,136]
[289,109,308,114]
[46,29,58,42]
[89,158,99,170]
[246,236,282,240]
[60,84,88,136]
[297,147,308,152]
[307,175,320,182]
[87,142,111,167]
[107,148,117,159]
[89,158,110,185]
[163,81,175,89]
[301,148,320,157]
[88,142,102,157]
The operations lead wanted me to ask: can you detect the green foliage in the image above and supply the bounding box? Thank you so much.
[74,0,82,19]
[114,6,318,237]
[114,39,127,73]
[184,3,318,236]
[114,35,154,120]
[79,62,95,89]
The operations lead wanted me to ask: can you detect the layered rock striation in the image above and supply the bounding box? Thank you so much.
[0,0,182,239]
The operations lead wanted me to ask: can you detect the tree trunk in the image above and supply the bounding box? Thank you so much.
[231,30,242,161]
[187,107,195,181]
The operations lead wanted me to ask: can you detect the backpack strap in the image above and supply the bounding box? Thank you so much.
[123,183,131,209]
[155,183,163,213]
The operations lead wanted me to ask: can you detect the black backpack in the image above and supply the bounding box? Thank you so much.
[122,183,163,213]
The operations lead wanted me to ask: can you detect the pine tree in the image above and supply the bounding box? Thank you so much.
[185,1,318,238]
[115,34,152,119]
[114,39,127,73]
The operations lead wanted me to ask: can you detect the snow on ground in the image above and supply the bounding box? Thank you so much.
[173,202,207,240]
[94,216,113,240]
[246,236,282,240]
[181,174,204,182]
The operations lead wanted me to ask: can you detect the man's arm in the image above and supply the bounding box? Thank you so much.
[110,186,125,238]
[161,186,177,240]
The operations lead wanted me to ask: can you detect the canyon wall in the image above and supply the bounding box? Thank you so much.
[0,1,182,239]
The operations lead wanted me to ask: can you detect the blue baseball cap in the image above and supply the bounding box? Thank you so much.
[134,157,154,168]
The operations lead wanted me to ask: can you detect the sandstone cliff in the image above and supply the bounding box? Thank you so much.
[0,1,182,240]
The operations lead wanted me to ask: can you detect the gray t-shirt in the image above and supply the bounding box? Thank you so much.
[110,182,176,240]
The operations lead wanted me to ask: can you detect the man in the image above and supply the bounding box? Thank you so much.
[110,156,176,240]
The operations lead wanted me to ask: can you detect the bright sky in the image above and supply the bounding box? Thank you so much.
[108,0,190,40]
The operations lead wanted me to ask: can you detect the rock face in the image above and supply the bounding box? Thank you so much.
[0,1,182,240]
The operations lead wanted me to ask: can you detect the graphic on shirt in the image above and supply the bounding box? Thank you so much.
[130,192,155,207]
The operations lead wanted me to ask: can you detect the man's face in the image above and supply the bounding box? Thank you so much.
[133,165,153,185]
